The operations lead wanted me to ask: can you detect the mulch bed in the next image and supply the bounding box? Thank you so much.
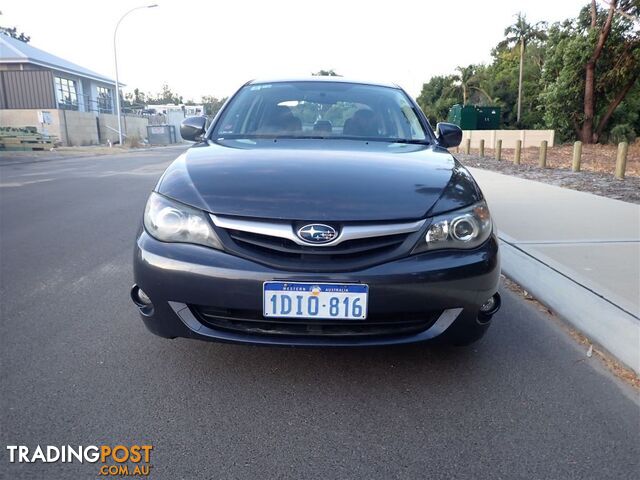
[455,142,640,204]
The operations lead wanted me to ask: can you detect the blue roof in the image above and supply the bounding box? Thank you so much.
[0,33,118,85]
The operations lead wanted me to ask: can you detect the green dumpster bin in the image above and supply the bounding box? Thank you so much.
[475,106,500,130]
[447,105,501,130]
[447,105,477,130]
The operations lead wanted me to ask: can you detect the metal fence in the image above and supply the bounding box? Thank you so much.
[57,93,115,114]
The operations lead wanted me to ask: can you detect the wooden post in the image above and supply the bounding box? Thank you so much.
[479,139,485,157]
[495,139,502,161]
[514,140,522,165]
[539,140,548,168]
[572,141,582,172]
[615,142,629,180]
[464,138,471,155]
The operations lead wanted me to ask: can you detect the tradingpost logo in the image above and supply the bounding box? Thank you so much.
[6,444,154,477]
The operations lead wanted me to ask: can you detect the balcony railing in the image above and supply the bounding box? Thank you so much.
[57,92,115,114]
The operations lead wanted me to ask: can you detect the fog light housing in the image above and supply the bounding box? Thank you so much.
[480,295,497,313]
[477,293,501,325]
[131,284,153,308]
[137,288,151,305]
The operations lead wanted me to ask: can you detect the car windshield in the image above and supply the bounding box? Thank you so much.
[212,81,428,143]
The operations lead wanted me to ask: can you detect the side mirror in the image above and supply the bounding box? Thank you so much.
[435,122,462,148]
[180,116,207,142]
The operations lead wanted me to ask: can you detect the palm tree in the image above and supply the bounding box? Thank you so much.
[451,65,493,106]
[500,13,546,124]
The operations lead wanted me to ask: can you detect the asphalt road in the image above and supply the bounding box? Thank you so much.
[1,147,638,480]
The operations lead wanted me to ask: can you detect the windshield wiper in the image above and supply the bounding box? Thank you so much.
[390,138,431,145]
[217,135,430,144]
[218,134,329,141]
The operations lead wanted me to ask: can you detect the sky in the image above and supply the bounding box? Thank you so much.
[2,0,591,100]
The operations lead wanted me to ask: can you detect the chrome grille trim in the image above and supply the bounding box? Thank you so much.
[210,214,426,247]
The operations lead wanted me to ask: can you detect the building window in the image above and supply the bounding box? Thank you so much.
[97,86,113,114]
[55,76,78,110]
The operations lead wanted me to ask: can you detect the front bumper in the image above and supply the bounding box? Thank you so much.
[132,231,500,346]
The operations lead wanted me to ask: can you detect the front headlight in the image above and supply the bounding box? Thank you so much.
[143,192,223,249]
[413,200,492,253]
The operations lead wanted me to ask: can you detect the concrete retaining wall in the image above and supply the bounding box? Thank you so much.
[0,109,148,146]
[462,130,555,149]
[98,114,148,144]
[61,110,99,145]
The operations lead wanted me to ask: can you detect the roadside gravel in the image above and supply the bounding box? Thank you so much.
[458,153,640,204]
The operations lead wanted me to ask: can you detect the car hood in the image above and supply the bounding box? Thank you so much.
[157,139,481,221]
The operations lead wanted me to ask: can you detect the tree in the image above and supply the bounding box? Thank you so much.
[416,75,461,124]
[500,13,547,124]
[416,67,495,124]
[539,2,639,142]
[581,0,640,143]
[132,88,146,105]
[0,11,30,42]
[483,41,546,128]
[415,2,639,141]
[123,88,146,109]
[312,69,340,76]
[201,96,227,117]
[450,65,493,106]
[144,84,183,105]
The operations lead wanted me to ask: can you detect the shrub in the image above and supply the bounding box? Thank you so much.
[125,135,142,148]
[609,124,637,144]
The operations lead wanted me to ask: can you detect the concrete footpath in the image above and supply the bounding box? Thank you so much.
[470,168,640,373]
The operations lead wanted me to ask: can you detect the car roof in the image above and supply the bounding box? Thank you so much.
[246,77,402,90]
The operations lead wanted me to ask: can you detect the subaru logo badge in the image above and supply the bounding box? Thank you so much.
[297,224,338,244]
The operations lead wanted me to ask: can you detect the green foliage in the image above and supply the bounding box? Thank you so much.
[608,82,640,139]
[123,88,147,108]
[201,96,227,117]
[609,124,637,144]
[0,11,30,43]
[124,87,227,118]
[322,102,359,127]
[486,37,545,128]
[538,4,640,142]
[145,84,183,105]
[289,102,321,124]
[453,65,493,106]
[500,12,547,50]
[288,101,359,127]
[416,75,461,124]
[416,2,640,142]
[312,70,340,76]
[417,66,498,125]
[537,21,591,141]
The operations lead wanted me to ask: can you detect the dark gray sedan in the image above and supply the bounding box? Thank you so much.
[131,78,500,346]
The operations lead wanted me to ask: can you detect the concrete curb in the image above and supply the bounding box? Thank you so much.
[499,235,640,374]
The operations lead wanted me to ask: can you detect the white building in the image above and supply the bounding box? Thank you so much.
[146,104,205,116]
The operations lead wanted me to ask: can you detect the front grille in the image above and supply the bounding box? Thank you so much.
[192,305,441,338]
[214,226,422,272]
[210,214,427,271]
[228,229,407,259]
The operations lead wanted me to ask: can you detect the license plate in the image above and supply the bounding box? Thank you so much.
[263,282,368,320]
